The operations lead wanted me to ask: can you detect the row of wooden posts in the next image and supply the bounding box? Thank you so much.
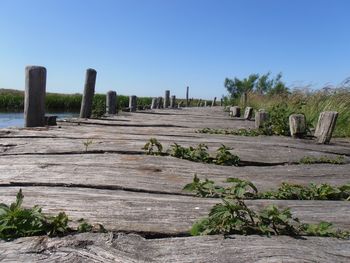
[24,66,221,127]
[229,106,338,144]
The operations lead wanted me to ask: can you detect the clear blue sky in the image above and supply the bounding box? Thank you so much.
[0,0,349,99]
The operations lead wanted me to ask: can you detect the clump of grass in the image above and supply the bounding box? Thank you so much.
[299,155,345,165]
[197,128,262,136]
[0,189,106,240]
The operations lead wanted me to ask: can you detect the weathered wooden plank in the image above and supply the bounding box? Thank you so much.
[0,187,349,233]
[0,154,349,194]
[1,233,350,263]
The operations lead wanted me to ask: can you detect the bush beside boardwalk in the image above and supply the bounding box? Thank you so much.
[224,89,350,138]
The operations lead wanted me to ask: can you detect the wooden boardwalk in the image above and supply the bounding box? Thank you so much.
[1,107,350,262]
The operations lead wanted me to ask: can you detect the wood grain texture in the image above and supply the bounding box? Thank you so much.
[1,233,350,263]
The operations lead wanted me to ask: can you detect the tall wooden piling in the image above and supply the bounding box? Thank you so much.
[211,97,217,107]
[289,114,306,138]
[106,91,117,114]
[314,111,338,144]
[151,97,157,109]
[241,92,247,108]
[186,86,189,107]
[164,90,170,108]
[204,101,207,107]
[129,95,137,112]
[80,68,97,118]
[170,95,176,108]
[255,110,269,129]
[157,97,163,109]
[24,66,47,127]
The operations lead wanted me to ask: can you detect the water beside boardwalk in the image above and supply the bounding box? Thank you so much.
[0,112,78,128]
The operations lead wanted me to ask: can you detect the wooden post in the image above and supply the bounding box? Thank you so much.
[151,97,157,109]
[220,99,223,106]
[211,97,217,107]
[106,91,117,114]
[24,66,47,127]
[289,114,306,138]
[157,97,163,109]
[197,99,202,107]
[129,95,137,112]
[170,95,176,108]
[178,101,183,108]
[80,68,97,118]
[244,107,253,120]
[186,86,189,107]
[230,106,241,117]
[255,110,269,129]
[204,101,207,107]
[164,90,170,108]
[314,111,338,144]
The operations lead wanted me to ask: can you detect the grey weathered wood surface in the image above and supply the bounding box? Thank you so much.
[1,233,350,263]
[0,107,349,261]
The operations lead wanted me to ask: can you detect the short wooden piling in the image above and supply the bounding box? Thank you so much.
[211,97,217,107]
[170,95,176,108]
[80,68,97,118]
[204,101,207,107]
[230,106,241,117]
[314,111,338,144]
[178,101,183,108]
[244,107,253,120]
[197,99,202,107]
[164,90,170,108]
[24,66,47,127]
[289,114,306,138]
[106,91,117,115]
[255,110,269,129]
[220,99,223,106]
[129,95,137,112]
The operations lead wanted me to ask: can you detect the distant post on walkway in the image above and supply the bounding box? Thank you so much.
[289,114,306,138]
[24,66,47,127]
[314,111,338,144]
[220,99,223,106]
[170,95,176,108]
[255,110,269,129]
[151,97,157,109]
[80,68,97,118]
[129,95,137,112]
[186,86,189,107]
[164,90,170,108]
[204,101,207,107]
[106,91,117,114]
[197,99,202,107]
[211,97,217,107]
[157,96,163,109]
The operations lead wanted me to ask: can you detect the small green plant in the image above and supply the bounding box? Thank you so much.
[142,138,164,155]
[299,155,345,165]
[184,175,350,201]
[191,199,349,238]
[77,218,93,233]
[0,189,69,240]
[0,190,106,240]
[83,139,93,152]
[213,145,240,166]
